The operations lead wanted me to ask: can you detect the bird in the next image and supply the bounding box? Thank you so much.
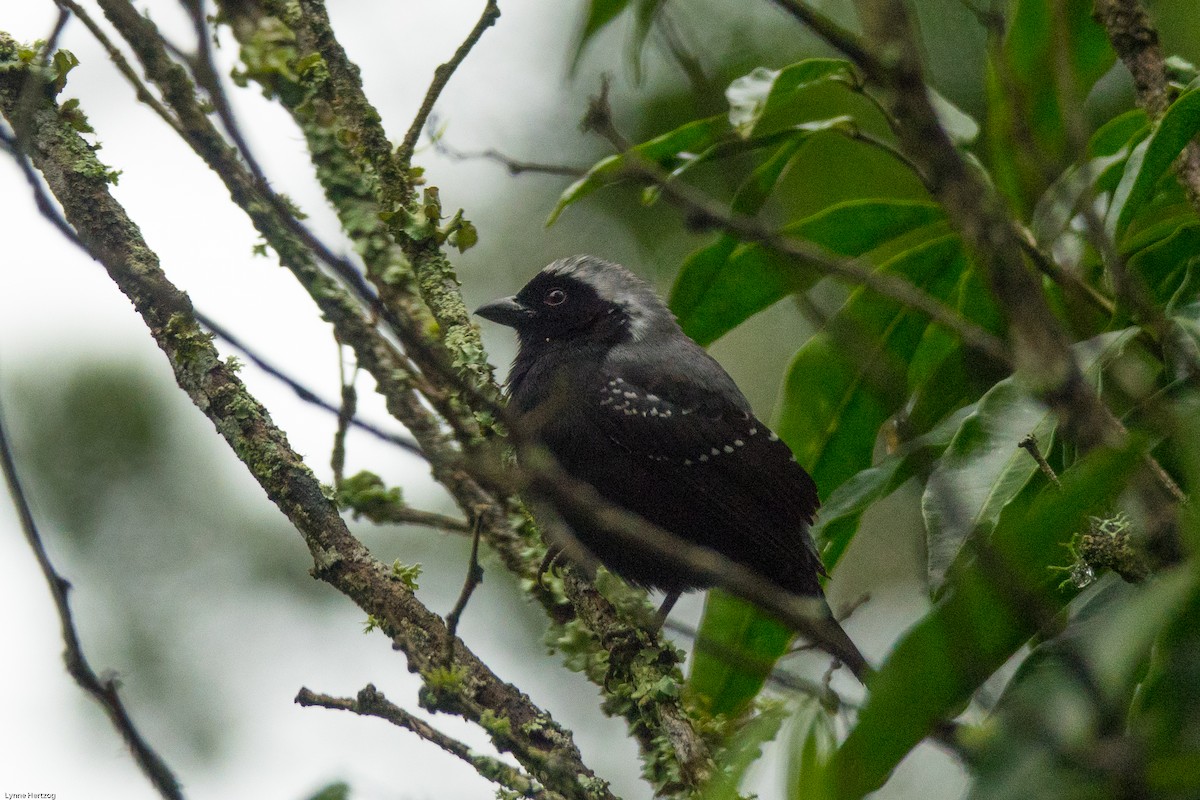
[475,254,866,676]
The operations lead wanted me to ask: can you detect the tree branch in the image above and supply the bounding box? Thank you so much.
[0,399,183,798]
[0,44,612,800]
[1094,0,1200,215]
[297,685,568,800]
[397,0,501,166]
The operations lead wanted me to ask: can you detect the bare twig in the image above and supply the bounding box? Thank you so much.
[52,0,186,137]
[1018,434,1062,489]
[766,0,881,75]
[654,8,718,101]
[297,685,567,800]
[398,0,501,166]
[331,357,356,487]
[431,133,587,178]
[194,312,424,457]
[175,0,395,334]
[0,125,86,248]
[662,619,846,705]
[0,398,184,800]
[445,515,485,643]
[94,0,464,456]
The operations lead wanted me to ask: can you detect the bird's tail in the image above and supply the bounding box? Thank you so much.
[809,609,873,685]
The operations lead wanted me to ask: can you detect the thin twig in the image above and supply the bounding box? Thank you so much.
[194,312,424,457]
[332,354,356,487]
[297,685,567,800]
[95,0,463,447]
[0,134,428,462]
[1018,434,1062,489]
[431,132,587,178]
[1013,224,1117,317]
[176,0,390,327]
[445,514,485,645]
[662,619,848,706]
[53,0,186,137]
[654,7,717,101]
[767,0,881,75]
[0,126,87,248]
[398,0,501,166]
[0,397,185,800]
[842,126,933,191]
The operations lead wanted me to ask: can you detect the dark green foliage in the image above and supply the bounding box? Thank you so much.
[549,2,1200,797]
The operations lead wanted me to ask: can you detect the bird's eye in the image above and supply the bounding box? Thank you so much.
[544,288,567,306]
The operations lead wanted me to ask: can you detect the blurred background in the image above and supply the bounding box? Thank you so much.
[2,1,1198,798]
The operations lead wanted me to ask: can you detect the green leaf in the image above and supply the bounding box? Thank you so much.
[985,0,1116,212]
[547,116,727,224]
[965,570,1197,800]
[571,0,665,80]
[671,200,945,346]
[814,405,971,572]
[787,697,837,800]
[573,0,634,65]
[687,592,793,716]
[1130,571,1200,797]
[1106,86,1200,242]
[831,443,1145,800]
[701,702,788,800]
[778,235,966,497]
[647,118,853,205]
[1088,109,1150,159]
[1126,222,1200,308]
[922,328,1139,593]
[904,264,1003,406]
[726,59,857,138]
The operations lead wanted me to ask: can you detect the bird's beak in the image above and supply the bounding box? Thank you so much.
[474,295,534,328]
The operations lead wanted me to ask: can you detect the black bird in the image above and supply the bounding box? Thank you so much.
[476,255,865,675]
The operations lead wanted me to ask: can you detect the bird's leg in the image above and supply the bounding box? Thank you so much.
[536,543,564,588]
[652,590,682,631]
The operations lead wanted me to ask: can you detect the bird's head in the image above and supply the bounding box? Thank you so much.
[475,255,675,346]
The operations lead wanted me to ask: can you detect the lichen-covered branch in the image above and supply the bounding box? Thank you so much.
[0,40,612,800]
[89,0,526,565]
[202,5,719,788]
[297,685,569,800]
[222,0,499,397]
[38,4,719,791]
[1094,1,1200,235]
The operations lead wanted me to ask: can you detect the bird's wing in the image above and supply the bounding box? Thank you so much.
[589,353,823,583]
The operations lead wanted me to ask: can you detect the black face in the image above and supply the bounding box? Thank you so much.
[476,273,625,344]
